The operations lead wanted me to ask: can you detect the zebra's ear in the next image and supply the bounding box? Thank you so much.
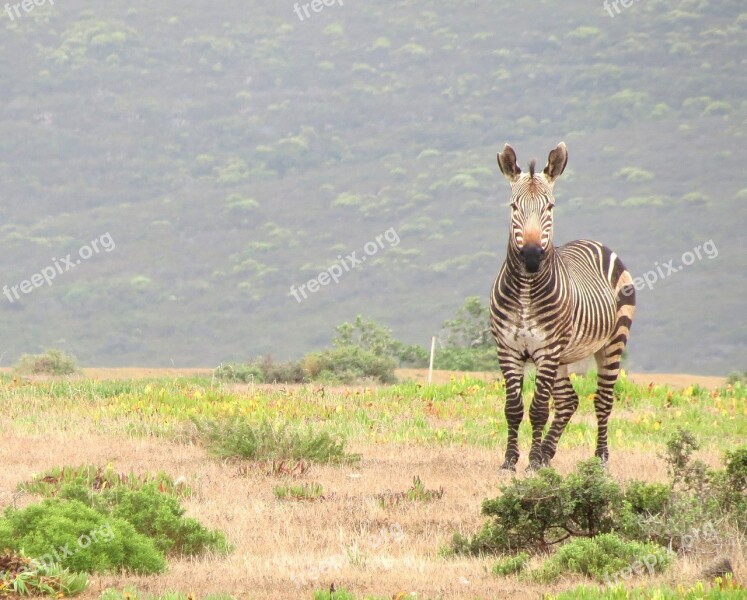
[497,144,522,182]
[543,142,568,183]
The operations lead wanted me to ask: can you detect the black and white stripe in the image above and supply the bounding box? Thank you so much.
[490,142,636,470]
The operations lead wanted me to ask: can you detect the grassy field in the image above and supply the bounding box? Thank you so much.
[0,370,744,599]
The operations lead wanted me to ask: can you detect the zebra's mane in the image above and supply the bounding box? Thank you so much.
[528,160,536,177]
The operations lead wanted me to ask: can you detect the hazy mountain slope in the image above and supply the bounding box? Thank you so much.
[0,0,745,373]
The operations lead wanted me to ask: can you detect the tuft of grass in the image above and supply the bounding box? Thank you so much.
[101,588,236,600]
[375,476,445,507]
[492,552,529,577]
[15,349,78,376]
[311,589,401,600]
[18,464,191,499]
[237,460,311,478]
[0,550,88,597]
[545,575,745,599]
[313,588,357,600]
[194,418,360,465]
[273,481,325,501]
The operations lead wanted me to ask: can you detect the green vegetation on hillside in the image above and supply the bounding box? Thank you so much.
[0,1,744,374]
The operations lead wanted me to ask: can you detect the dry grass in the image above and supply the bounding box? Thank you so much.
[1,428,742,600]
[0,370,741,599]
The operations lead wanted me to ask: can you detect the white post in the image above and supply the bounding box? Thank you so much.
[428,336,436,384]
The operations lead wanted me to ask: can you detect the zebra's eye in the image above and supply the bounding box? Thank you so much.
[510,202,518,210]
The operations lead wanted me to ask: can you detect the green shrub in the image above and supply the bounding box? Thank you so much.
[15,349,78,375]
[110,484,228,556]
[492,552,529,576]
[531,533,671,584]
[433,346,500,371]
[723,447,747,496]
[195,418,360,465]
[713,447,747,528]
[0,499,166,574]
[662,427,700,489]
[331,314,426,367]
[623,432,747,547]
[306,346,397,384]
[454,459,621,555]
[726,371,747,386]
[214,362,264,383]
[213,356,305,384]
[261,355,307,383]
[564,458,623,535]
[624,481,671,515]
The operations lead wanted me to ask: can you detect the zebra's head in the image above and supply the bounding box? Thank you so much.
[496,142,568,274]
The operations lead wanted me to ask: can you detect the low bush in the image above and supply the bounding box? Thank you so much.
[529,533,671,584]
[621,431,747,548]
[194,418,360,465]
[214,347,398,385]
[15,349,78,375]
[110,484,228,556]
[51,482,226,557]
[433,346,500,371]
[304,346,397,384]
[213,362,264,383]
[624,481,671,516]
[213,355,305,384]
[452,458,621,555]
[452,430,746,592]
[0,499,166,574]
[261,355,307,383]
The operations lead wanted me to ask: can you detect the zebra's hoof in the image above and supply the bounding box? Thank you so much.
[500,460,517,472]
[526,462,544,473]
[594,452,609,466]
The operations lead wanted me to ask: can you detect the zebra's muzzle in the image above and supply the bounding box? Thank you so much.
[520,244,544,273]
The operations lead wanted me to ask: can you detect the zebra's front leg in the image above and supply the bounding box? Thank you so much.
[498,355,524,471]
[540,367,580,466]
[527,358,559,471]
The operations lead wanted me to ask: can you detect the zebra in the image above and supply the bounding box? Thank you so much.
[489,142,636,471]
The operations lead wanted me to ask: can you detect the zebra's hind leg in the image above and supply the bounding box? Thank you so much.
[540,366,580,466]
[498,355,524,471]
[592,346,621,464]
[594,275,635,463]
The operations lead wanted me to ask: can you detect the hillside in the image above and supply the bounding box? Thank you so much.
[0,0,745,373]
